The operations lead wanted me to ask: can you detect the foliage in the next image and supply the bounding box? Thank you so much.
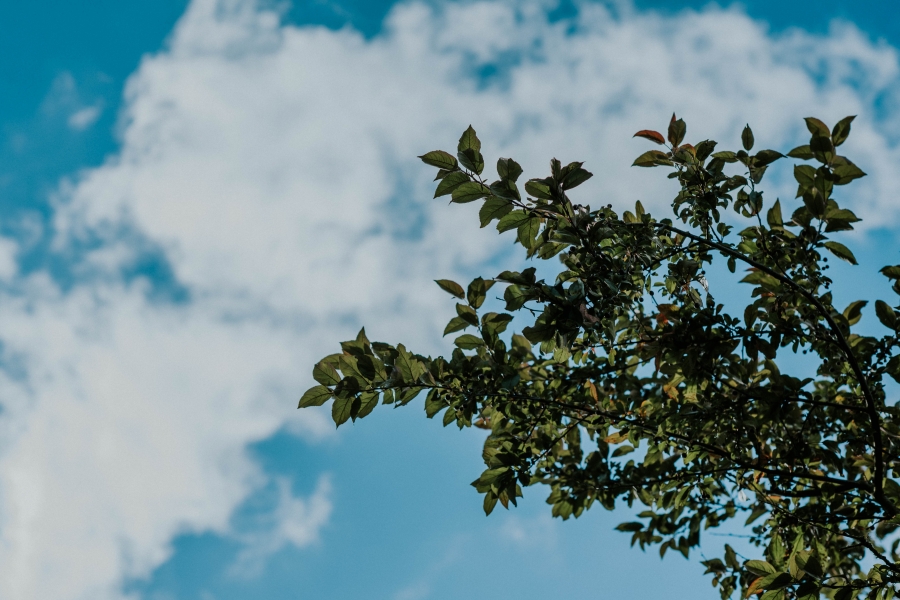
[299,115,900,599]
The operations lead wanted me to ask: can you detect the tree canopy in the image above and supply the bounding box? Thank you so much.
[299,114,900,600]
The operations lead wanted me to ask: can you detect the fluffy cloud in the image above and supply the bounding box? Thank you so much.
[1,0,899,598]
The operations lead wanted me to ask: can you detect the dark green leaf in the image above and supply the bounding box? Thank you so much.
[633,150,672,167]
[742,124,755,151]
[443,316,471,336]
[435,279,465,298]
[824,241,857,264]
[419,150,457,170]
[787,145,814,159]
[479,197,513,227]
[332,396,354,427]
[454,334,485,349]
[299,385,332,408]
[497,210,530,233]
[832,115,855,146]
[524,179,553,199]
[876,300,898,329]
[833,163,866,185]
[458,125,481,154]
[451,181,491,203]
[434,171,469,198]
[497,157,523,182]
[805,117,831,137]
[667,114,686,146]
[842,300,867,325]
[313,361,342,386]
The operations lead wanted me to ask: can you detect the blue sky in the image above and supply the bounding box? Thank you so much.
[2,1,900,599]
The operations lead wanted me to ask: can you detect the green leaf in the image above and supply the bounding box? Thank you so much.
[832,115,855,146]
[299,385,332,408]
[766,199,783,228]
[742,124,755,151]
[711,150,738,162]
[433,171,469,198]
[395,344,425,383]
[561,167,593,190]
[356,391,379,419]
[497,157,523,182]
[633,150,672,167]
[454,334,485,350]
[746,560,777,576]
[451,181,491,203]
[435,279,465,298]
[876,300,897,329]
[443,316,471,336]
[456,303,479,326]
[842,300,867,325]
[824,241,857,264]
[458,125,481,154]
[754,149,783,166]
[332,396,354,427]
[667,114,686,146]
[418,150,457,170]
[517,216,540,248]
[313,361,342,386]
[497,210,530,233]
[787,145,814,159]
[467,277,495,309]
[881,265,900,280]
[833,163,866,185]
[524,179,553,199]
[805,117,831,137]
[479,197,513,227]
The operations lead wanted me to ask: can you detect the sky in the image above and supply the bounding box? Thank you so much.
[1,0,900,598]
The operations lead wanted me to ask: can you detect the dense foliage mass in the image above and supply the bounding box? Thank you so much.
[299,114,900,599]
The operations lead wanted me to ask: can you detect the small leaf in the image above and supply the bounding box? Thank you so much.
[313,361,342,386]
[524,179,553,199]
[746,560,777,576]
[479,197,513,227]
[497,157,523,182]
[433,171,469,198]
[754,149,783,166]
[667,114,686,146]
[876,300,897,329]
[824,241,857,264]
[451,181,491,203]
[497,210,530,233]
[299,385,332,408]
[443,316,471,336]
[454,334,485,350]
[742,124,755,151]
[711,150,738,162]
[332,396,354,427]
[787,145,814,159]
[881,265,900,280]
[633,150,672,167]
[766,199,783,228]
[419,150,457,170]
[458,125,481,153]
[842,300,867,326]
[633,129,666,145]
[832,115,855,146]
[561,167,593,190]
[804,117,831,137]
[435,279,465,299]
[833,163,866,185]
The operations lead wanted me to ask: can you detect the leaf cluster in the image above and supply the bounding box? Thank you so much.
[301,116,900,600]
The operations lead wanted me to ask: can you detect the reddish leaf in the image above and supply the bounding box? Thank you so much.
[633,130,666,145]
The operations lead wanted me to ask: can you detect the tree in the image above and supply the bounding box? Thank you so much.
[299,114,900,599]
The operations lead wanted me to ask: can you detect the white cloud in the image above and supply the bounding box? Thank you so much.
[1,0,900,598]
[68,104,104,131]
[229,475,332,577]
